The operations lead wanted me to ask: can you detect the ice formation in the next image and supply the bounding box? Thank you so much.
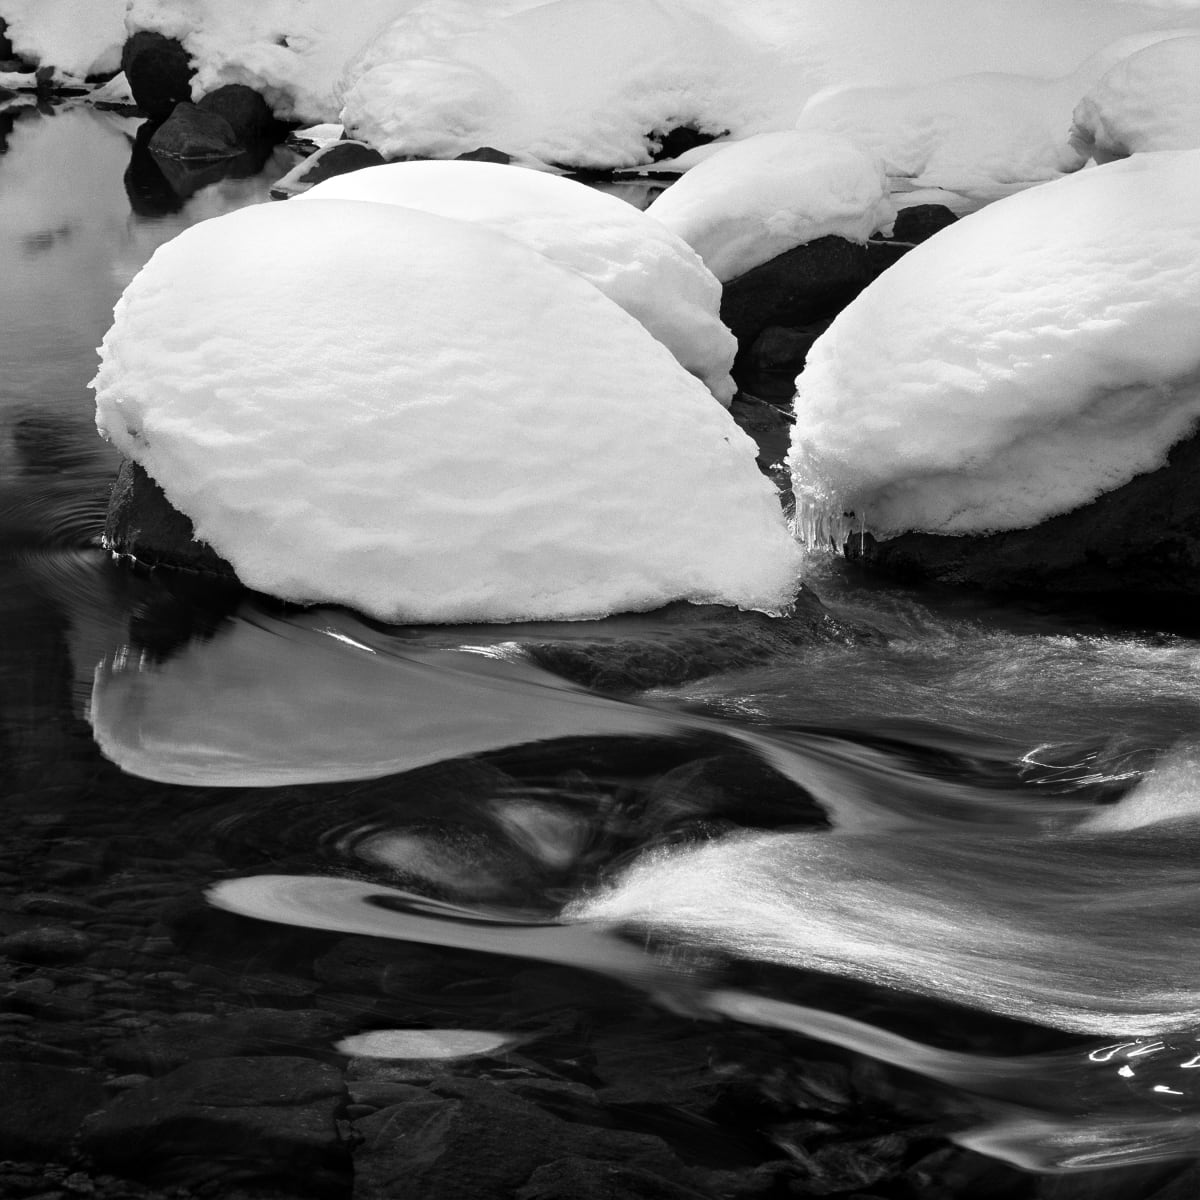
[1072,35,1200,157]
[788,149,1200,538]
[298,160,736,404]
[644,131,893,282]
[92,200,801,624]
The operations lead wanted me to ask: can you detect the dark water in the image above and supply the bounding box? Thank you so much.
[4,103,1200,1198]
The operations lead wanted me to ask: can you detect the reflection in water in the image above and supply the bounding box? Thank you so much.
[48,543,1200,1174]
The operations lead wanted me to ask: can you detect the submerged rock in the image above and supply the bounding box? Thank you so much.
[845,426,1200,601]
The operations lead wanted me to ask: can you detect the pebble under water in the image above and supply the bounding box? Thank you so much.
[4,102,1200,1200]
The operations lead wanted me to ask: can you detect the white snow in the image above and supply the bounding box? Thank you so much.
[0,0,125,78]
[298,160,736,404]
[788,149,1200,539]
[644,131,893,282]
[1072,35,1200,157]
[92,199,801,624]
[124,0,420,123]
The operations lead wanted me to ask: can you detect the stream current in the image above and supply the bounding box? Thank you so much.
[4,104,1200,1195]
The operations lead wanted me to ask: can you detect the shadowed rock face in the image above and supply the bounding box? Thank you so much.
[104,458,236,579]
[121,31,194,121]
[845,426,1200,600]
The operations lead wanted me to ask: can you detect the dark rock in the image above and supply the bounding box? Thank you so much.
[518,1157,713,1200]
[354,1077,687,1200]
[456,146,512,164]
[197,83,279,143]
[0,18,12,61]
[104,458,236,579]
[649,125,723,162]
[736,321,831,402]
[720,236,873,350]
[147,101,241,161]
[522,588,868,695]
[103,1007,350,1074]
[269,139,385,198]
[0,925,93,964]
[846,426,1200,604]
[0,1062,107,1159]
[120,31,194,121]
[0,84,17,102]
[890,203,958,244]
[81,1055,348,1194]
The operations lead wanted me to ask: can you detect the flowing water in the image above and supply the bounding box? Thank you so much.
[5,103,1200,1197]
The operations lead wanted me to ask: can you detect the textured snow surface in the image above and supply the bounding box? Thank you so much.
[644,131,893,282]
[0,0,125,77]
[334,0,1200,169]
[92,200,800,623]
[299,160,736,404]
[125,0,421,122]
[1072,35,1200,156]
[788,150,1200,537]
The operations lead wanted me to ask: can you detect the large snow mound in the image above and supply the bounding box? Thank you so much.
[1072,35,1200,157]
[644,131,893,282]
[338,0,750,168]
[0,0,124,77]
[125,0,426,123]
[788,150,1200,538]
[92,200,801,623]
[298,160,736,404]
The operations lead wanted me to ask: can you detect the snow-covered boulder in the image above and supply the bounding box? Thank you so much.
[789,149,1200,547]
[644,131,893,283]
[1072,35,1200,159]
[298,160,737,404]
[337,0,751,168]
[93,199,801,624]
[795,73,1088,206]
[0,0,124,78]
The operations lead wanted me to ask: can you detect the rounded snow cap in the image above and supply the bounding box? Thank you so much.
[789,149,1200,540]
[299,159,737,404]
[93,199,800,624]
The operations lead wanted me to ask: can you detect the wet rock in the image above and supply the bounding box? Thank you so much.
[890,203,958,244]
[81,1055,348,1194]
[147,102,242,161]
[0,18,12,61]
[737,321,831,402]
[104,458,236,579]
[522,589,869,694]
[518,1157,713,1199]
[0,1062,107,1159]
[846,426,1200,605]
[120,31,194,121]
[103,1007,350,1074]
[269,139,385,198]
[0,925,93,964]
[719,236,873,350]
[196,83,279,144]
[0,84,16,102]
[354,1076,688,1200]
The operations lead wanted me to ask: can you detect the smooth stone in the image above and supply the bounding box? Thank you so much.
[120,31,194,121]
[720,236,873,350]
[147,101,242,161]
[196,83,279,143]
